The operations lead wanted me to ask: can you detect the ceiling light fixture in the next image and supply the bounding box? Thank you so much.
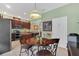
[24,13,26,15]
[29,2,41,19]
[6,4,11,9]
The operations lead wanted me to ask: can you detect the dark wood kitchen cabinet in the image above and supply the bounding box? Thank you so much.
[11,20,30,41]
[11,20,21,29]
[11,20,30,29]
[22,22,30,29]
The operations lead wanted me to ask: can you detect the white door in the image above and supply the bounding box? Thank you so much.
[52,16,67,48]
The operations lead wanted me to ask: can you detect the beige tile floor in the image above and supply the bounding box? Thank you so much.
[11,40,21,49]
[1,40,68,56]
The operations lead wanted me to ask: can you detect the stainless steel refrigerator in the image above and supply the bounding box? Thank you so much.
[0,19,11,54]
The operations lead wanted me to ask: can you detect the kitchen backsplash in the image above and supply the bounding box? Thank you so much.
[11,29,30,33]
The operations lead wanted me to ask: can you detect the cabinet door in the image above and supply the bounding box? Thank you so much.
[11,20,21,29]
[22,22,25,28]
[11,20,15,28]
[26,22,30,29]
[22,22,30,29]
[15,20,21,26]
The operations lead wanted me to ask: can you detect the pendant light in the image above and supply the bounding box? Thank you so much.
[30,3,41,19]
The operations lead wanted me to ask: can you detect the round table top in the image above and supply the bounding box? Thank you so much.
[36,50,53,56]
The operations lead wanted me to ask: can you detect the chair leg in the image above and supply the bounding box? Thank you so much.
[51,44,58,56]
[28,50,29,56]
[19,46,29,56]
[25,49,29,56]
[19,46,22,56]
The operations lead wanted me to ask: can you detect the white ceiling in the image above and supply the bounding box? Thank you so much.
[0,3,68,19]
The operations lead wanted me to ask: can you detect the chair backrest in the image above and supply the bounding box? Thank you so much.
[20,36,26,44]
[20,35,31,45]
[42,38,59,45]
[20,35,38,45]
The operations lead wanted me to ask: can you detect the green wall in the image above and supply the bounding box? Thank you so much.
[43,3,79,34]
[30,4,79,48]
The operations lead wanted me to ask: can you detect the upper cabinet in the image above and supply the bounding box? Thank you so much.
[11,20,22,29]
[11,20,30,29]
[22,21,30,29]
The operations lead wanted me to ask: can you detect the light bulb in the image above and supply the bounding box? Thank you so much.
[6,4,11,9]
[30,13,41,19]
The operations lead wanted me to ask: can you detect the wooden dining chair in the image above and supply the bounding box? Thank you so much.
[19,35,33,56]
[50,39,59,56]
[41,38,60,56]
